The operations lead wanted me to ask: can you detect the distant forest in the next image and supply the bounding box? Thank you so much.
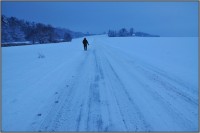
[1,15,85,46]
[108,28,160,37]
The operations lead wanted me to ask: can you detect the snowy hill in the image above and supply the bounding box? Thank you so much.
[2,35,198,131]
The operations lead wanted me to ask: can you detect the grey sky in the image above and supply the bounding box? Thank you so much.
[2,2,198,37]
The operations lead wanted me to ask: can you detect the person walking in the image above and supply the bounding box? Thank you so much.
[82,38,89,51]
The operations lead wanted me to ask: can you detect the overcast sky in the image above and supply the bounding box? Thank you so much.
[2,2,198,37]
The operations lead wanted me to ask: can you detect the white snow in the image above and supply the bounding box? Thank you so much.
[2,41,31,44]
[2,35,198,131]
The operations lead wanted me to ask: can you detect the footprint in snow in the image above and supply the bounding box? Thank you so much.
[37,113,42,116]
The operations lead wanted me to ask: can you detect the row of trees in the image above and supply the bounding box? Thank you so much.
[108,28,134,37]
[1,15,72,44]
[108,28,159,37]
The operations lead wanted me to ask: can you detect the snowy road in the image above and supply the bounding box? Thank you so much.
[2,36,198,131]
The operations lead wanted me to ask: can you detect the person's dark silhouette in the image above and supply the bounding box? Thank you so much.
[82,38,89,51]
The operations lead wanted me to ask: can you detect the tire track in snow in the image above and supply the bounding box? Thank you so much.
[87,48,129,131]
[75,101,84,131]
[136,65,197,105]
[92,49,117,131]
[28,51,92,131]
[93,48,128,131]
[105,58,152,131]
[100,38,197,105]
[95,45,152,131]
[47,51,93,131]
[142,63,198,95]
[100,40,197,105]
[103,43,197,112]
[130,66,197,130]
[132,65,198,130]
[86,49,105,131]
[100,42,197,130]
[28,37,197,131]
[86,82,103,131]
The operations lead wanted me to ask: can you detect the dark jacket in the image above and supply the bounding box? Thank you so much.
[82,38,89,45]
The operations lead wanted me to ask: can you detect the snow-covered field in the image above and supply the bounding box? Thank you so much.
[2,35,198,131]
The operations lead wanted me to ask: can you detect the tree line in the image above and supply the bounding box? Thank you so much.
[1,15,82,46]
[108,28,159,37]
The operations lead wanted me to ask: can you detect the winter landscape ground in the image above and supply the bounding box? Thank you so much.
[2,35,198,131]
